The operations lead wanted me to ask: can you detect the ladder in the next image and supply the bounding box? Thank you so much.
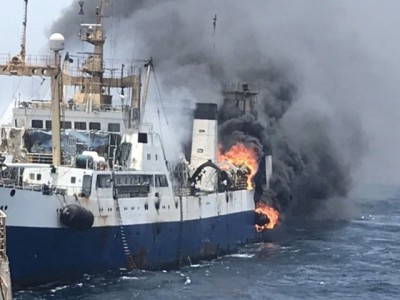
[112,174,137,270]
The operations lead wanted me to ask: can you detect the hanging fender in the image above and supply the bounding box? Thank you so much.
[60,204,94,230]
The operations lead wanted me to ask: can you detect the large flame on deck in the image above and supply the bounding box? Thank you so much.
[217,143,258,190]
[255,202,279,231]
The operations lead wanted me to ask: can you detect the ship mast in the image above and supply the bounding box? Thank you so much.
[0,1,64,165]
[49,35,64,166]
[62,0,142,127]
[20,0,28,63]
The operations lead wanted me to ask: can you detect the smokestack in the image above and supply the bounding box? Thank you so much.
[190,103,218,165]
[189,103,218,191]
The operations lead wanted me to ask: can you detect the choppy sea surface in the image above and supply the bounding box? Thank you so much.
[14,183,400,299]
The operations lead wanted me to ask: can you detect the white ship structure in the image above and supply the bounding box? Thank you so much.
[0,0,278,287]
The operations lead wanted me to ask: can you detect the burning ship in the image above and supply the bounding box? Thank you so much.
[0,0,279,287]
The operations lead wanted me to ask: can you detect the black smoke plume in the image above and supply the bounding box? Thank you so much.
[51,0,366,219]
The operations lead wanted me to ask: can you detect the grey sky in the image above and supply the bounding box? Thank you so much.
[0,1,72,54]
[1,0,400,187]
[0,1,72,123]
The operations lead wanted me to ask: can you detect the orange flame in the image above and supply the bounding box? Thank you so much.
[217,143,258,190]
[255,202,279,231]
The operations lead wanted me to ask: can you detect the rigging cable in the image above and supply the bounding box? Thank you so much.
[151,65,169,127]
[0,77,23,124]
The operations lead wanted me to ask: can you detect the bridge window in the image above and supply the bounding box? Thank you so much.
[45,120,52,130]
[115,175,153,186]
[74,122,87,130]
[155,175,168,187]
[61,121,72,129]
[32,120,43,129]
[108,123,120,132]
[89,122,101,130]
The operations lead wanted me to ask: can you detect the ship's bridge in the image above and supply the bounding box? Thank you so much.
[12,100,130,133]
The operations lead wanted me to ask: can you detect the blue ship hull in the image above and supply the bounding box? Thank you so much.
[7,210,269,287]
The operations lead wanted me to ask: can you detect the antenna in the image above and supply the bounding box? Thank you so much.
[97,0,105,26]
[78,0,85,15]
[212,14,217,52]
[20,0,29,62]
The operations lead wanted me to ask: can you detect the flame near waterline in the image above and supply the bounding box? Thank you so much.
[255,202,279,231]
[217,143,259,190]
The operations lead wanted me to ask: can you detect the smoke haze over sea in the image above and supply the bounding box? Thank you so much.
[52,0,388,220]
[48,0,400,219]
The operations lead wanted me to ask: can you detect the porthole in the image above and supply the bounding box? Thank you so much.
[10,189,16,197]
[4,206,8,210]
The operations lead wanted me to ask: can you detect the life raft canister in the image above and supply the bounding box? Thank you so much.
[60,204,94,230]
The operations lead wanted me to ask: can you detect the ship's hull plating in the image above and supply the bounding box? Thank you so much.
[8,210,264,287]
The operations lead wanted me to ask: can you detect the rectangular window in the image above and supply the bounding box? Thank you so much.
[36,174,42,180]
[115,175,153,186]
[147,154,151,160]
[74,122,87,130]
[108,123,120,132]
[82,175,92,196]
[29,173,35,180]
[45,120,52,130]
[155,175,168,187]
[96,174,111,188]
[197,149,204,153]
[61,121,72,129]
[32,120,43,129]
[71,177,76,184]
[89,122,101,130]
[138,132,148,143]
[199,129,205,133]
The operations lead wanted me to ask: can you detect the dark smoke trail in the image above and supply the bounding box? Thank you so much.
[51,0,366,219]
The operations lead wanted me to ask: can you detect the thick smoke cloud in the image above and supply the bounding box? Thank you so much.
[51,0,369,219]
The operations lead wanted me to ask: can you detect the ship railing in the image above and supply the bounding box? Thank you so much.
[0,53,54,67]
[26,153,53,164]
[222,82,260,95]
[11,182,86,197]
[177,187,192,196]
[63,61,141,77]
[19,101,130,113]
[0,180,17,189]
